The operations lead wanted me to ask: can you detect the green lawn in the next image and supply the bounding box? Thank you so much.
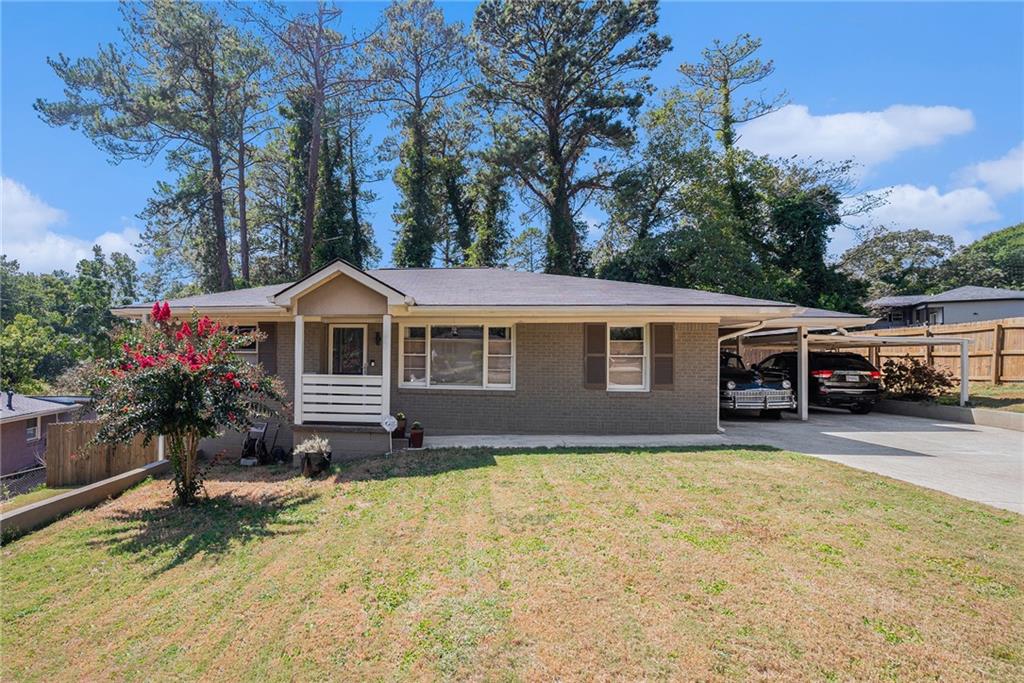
[937,382,1024,413]
[2,448,1022,681]
[0,486,75,513]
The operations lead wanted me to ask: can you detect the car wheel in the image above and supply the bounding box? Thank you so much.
[849,405,873,415]
[760,409,782,420]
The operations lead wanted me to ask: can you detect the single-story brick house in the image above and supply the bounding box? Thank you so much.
[0,393,81,476]
[113,261,865,456]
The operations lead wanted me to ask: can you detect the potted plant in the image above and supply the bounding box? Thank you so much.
[393,412,407,438]
[409,421,425,448]
[295,435,332,477]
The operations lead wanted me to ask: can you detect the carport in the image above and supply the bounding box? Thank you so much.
[719,307,973,422]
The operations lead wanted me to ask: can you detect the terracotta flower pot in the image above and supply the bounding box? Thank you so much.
[409,428,424,448]
[393,418,407,438]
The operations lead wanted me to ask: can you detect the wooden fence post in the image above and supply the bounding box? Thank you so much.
[992,323,1003,385]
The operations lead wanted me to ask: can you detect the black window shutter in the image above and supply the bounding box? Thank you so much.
[584,323,607,389]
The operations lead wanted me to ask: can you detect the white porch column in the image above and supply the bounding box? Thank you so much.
[381,313,392,420]
[797,326,809,421]
[960,340,970,406]
[294,315,304,425]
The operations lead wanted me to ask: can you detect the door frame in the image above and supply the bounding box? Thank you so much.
[328,323,368,375]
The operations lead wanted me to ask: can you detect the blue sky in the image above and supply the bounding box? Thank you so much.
[2,1,1022,273]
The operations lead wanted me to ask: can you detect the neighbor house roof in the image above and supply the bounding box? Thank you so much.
[925,285,1024,303]
[868,285,1024,309]
[113,264,800,315]
[867,294,930,308]
[0,394,80,425]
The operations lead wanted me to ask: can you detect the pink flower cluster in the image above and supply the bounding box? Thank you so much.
[151,301,172,322]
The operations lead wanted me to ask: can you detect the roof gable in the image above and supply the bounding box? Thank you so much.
[272,259,409,308]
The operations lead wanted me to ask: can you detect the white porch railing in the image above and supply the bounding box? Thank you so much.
[300,374,384,424]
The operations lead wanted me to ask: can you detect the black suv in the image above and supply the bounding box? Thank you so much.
[719,351,796,418]
[756,351,881,414]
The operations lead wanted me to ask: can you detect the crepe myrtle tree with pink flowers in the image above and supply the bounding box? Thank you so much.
[75,302,287,505]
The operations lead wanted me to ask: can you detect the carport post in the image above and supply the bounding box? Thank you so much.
[960,341,970,406]
[797,326,809,421]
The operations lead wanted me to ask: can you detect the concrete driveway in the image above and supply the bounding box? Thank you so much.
[721,410,1024,514]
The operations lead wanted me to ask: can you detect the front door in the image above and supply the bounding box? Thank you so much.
[331,325,366,375]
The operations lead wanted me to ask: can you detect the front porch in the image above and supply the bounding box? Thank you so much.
[292,313,394,428]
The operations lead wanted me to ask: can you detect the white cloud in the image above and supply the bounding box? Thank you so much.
[955,142,1024,198]
[1,177,141,272]
[739,104,974,171]
[833,183,1000,255]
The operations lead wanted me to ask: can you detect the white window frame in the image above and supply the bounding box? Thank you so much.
[235,324,260,364]
[26,416,41,442]
[398,322,516,391]
[327,323,369,375]
[607,323,649,392]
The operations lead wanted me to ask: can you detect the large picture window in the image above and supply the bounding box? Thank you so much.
[400,324,515,390]
[608,325,648,391]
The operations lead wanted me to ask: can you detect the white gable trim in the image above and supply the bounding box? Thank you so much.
[270,260,412,308]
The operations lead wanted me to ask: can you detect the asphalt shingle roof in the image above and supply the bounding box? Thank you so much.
[925,285,1024,303]
[116,268,797,311]
[0,394,79,423]
[868,285,1024,309]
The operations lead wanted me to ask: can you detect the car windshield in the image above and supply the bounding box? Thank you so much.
[721,354,744,369]
[813,354,875,371]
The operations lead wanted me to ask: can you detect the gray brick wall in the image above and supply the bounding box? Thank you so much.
[390,322,719,435]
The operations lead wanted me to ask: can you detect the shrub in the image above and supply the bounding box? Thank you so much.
[881,355,955,401]
[67,303,287,505]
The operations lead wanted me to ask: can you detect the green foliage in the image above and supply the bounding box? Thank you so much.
[838,228,955,300]
[938,223,1024,290]
[0,251,139,391]
[67,306,286,504]
[472,0,671,275]
[881,355,956,402]
[0,315,72,393]
[506,227,546,272]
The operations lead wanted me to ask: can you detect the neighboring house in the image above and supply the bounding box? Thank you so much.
[867,286,1024,328]
[112,260,865,457]
[0,392,80,476]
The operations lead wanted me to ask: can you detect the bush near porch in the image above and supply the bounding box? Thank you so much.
[2,448,1021,680]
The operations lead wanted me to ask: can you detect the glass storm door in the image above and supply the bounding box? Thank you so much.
[331,325,365,375]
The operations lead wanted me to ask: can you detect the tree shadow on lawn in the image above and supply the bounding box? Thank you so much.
[329,444,785,484]
[90,490,315,575]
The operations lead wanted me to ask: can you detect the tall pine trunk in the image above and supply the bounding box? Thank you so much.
[347,130,362,267]
[301,96,324,276]
[209,140,233,291]
[237,124,250,284]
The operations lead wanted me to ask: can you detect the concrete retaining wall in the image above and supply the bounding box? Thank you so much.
[1,459,170,539]
[876,399,1024,432]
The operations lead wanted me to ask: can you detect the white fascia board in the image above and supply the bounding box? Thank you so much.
[392,305,798,323]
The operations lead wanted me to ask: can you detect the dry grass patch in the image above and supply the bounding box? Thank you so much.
[2,447,1022,681]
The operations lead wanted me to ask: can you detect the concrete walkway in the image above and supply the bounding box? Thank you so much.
[423,410,1024,514]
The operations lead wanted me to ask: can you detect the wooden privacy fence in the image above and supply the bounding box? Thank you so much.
[855,317,1023,384]
[46,422,161,487]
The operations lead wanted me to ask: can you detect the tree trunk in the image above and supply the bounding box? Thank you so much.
[238,124,250,285]
[347,130,362,267]
[301,96,324,276]
[545,122,575,275]
[210,141,234,291]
